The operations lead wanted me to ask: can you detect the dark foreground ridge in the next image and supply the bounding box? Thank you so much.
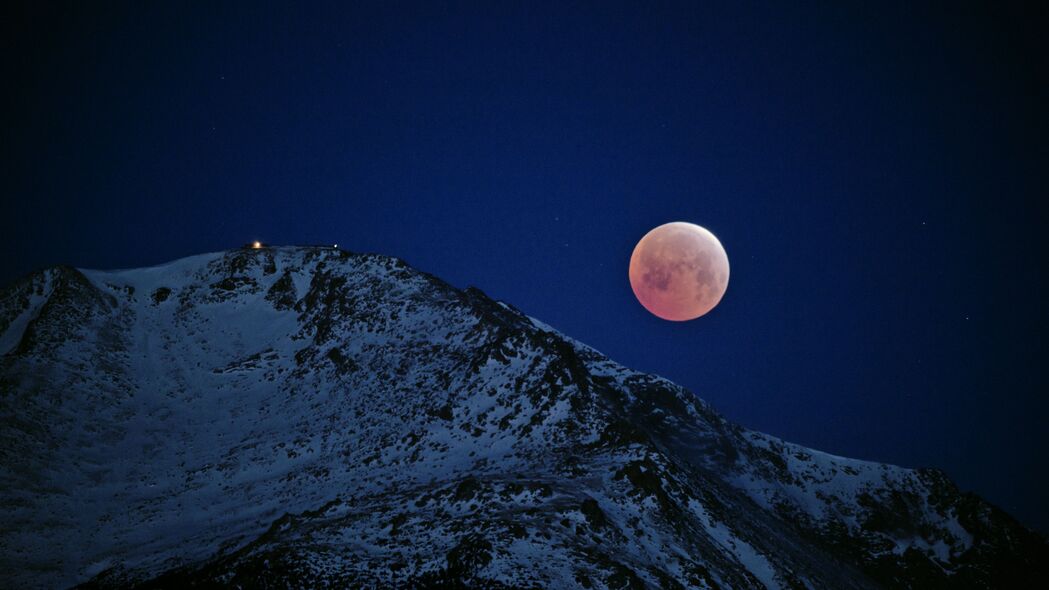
[1,246,1045,589]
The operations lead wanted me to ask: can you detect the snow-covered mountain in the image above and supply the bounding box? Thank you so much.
[1,246,1044,589]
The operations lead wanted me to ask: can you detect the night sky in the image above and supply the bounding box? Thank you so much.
[3,3,1046,532]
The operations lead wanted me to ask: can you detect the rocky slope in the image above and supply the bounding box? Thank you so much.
[0,246,1044,589]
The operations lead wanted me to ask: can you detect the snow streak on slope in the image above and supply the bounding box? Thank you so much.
[0,247,1045,589]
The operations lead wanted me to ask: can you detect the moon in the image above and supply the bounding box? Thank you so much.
[629,222,730,321]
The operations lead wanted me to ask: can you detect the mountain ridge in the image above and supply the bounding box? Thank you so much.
[1,246,1044,589]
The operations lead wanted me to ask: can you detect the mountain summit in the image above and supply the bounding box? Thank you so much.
[1,247,1044,589]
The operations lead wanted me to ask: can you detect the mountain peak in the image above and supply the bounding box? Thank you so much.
[1,248,1045,588]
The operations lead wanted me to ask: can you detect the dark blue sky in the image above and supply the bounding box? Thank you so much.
[3,2,1046,531]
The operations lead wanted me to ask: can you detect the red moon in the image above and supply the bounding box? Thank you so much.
[629,222,730,321]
